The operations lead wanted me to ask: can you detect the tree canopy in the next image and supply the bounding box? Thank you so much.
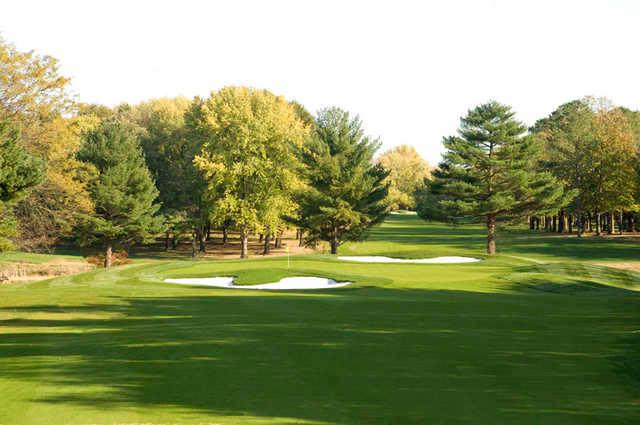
[532,98,639,235]
[376,144,430,210]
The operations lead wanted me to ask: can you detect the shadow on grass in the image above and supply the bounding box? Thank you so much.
[501,264,640,294]
[1,287,640,424]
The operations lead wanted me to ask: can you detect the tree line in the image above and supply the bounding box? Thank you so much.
[418,99,640,254]
[4,37,638,261]
[0,39,402,265]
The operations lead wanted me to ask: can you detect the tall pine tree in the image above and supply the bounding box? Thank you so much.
[296,107,389,254]
[422,101,567,254]
[77,119,161,267]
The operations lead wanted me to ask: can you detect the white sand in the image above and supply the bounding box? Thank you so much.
[165,276,351,290]
[337,256,480,264]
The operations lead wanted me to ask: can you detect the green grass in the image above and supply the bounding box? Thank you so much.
[1,215,640,424]
[0,249,86,265]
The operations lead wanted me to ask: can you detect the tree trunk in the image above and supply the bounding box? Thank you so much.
[630,214,636,233]
[222,226,228,245]
[609,212,615,235]
[164,232,170,251]
[263,231,271,255]
[486,214,496,255]
[330,238,338,254]
[191,231,197,258]
[568,214,573,233]
[619,210,623,235]
[171,236,178,249]
[206,223,211,241]
[596,212,601,236]
[199,228,206,252]
[104,244,113,268]
[558,210,566,233]
[298,229,304,246]
[330,227,339,255]
[557,211,564,233]
[259,234,264,243]
[240,227,249,259]
[275,233,282,248]
[575,195,583,237]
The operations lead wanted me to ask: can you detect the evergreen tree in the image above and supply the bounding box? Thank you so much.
[76,119,161,267]
[0,121,44,250]
[296,107,389,254]
[422,101,567,254]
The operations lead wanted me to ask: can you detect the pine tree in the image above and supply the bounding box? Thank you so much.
[0,121,44,250]
[76,119,161,267]
[296,107,389,254]
[422,101,567,254]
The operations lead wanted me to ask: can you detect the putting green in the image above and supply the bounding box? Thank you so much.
[1,215,639,424]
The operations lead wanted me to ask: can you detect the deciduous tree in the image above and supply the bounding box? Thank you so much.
[532,100,595,235]
[377,144,430,210]
[0,38,92,248]
[194,87,308,258]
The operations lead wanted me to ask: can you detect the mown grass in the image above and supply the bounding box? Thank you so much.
[1,215,639,424]
[0,249,85,265]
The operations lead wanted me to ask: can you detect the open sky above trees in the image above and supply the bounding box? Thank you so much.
[2,0,640,165]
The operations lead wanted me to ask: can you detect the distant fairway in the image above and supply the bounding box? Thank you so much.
[1,215,640,424]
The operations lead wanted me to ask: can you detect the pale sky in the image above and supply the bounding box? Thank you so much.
[2,0,640,165]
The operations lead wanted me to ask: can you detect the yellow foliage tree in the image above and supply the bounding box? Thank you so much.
[0,38,93,248]
[194,87,309,258]
[376,144,430,210]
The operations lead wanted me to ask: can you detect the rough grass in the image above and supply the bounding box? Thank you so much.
[1,215,639,424]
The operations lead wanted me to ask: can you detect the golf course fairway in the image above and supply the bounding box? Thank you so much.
[1,214,639,424]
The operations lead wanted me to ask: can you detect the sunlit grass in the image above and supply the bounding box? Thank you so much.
[1,215,639,424]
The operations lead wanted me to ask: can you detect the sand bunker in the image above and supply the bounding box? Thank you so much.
[164,276,351,290]
[337,256,480,264]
